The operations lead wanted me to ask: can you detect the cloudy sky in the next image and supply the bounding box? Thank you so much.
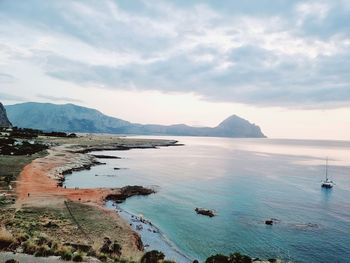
[1,0,350,139]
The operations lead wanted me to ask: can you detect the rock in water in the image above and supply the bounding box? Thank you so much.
[265,220,274,225]
[0,102,12,128]
[195,208,215,217]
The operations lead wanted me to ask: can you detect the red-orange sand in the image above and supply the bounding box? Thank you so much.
[15,146,119,208]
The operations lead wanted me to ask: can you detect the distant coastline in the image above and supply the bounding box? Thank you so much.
[6,102,266,138]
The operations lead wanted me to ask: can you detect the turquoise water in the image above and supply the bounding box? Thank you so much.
[65,137,350,263]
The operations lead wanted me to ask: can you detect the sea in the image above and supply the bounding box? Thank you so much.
[64,136,350,263]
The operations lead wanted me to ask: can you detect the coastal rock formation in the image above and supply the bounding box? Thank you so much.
[106,186,156,203]
[265,220,273,225]
[91,154,121,159]
[195,208,215,217]
[265,218,280,226]
[0,102,12,128]
[6,102,266,138]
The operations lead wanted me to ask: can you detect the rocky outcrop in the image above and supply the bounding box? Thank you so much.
[106,186,156,203]
[91,154,121,159]
[265,218,280,226]
[195,208,215,217]
[0,102,12,128]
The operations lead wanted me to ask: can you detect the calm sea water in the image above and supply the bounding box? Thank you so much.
[64,137,350,263]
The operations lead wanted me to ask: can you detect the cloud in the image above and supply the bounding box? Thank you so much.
[36,94,83,103]
[0,0,350,108]
[0,92,27,101]
[0,73,16,83]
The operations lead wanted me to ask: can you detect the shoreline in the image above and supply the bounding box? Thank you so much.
[12,134,180,261]
[106,201,192,263]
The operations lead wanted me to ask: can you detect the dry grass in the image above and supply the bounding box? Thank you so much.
[0,227,14,249]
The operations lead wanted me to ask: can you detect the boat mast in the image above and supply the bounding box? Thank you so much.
[326,157,328,180]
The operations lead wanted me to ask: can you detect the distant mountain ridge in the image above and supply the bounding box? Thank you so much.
[0,102,12,128]
[5,102,266,138]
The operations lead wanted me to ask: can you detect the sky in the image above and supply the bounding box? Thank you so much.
[0,0,350,140]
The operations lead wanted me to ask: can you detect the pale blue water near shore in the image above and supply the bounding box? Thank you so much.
[64,137,350,263]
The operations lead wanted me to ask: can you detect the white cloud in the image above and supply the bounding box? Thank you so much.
[296,1,331,24]
[0,0,349,109]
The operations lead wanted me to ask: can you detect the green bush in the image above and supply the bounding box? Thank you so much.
[15,232,30,243]
[61,251,73,261]
[72,251,84,262]
[22,240,38,255]
[98,253,108,262]
[34,244,52,257]
[35,233,51,246]
[205,254,230,263]
[141,250,165,263]
[112,241,122,255]
[60,246,73,261]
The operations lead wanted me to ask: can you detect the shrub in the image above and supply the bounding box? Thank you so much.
[61,251,73,261]
[22,240,38,255]
[112,241,122,255]
[59,246,73,261]
[35,233,51,246]
[50,242,59,254]
[0,227,15,249]
[141,250,165,263]
[15,232,30,243]
[72,251,84,262]
[34,244,52,257]
[205,254,230,263]
[98,253,108,262]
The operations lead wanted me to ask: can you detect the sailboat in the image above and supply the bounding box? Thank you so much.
[321,158,335,188]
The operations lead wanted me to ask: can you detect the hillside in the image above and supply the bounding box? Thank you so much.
[5,102,266,138]
[0,102,12,128]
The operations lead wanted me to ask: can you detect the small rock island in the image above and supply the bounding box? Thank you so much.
[195,208,216,217]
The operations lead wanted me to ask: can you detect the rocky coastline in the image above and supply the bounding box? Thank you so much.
[0,134,182,263]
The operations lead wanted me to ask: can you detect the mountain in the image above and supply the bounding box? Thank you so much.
[0,102,12,128]
[5,102,266,138]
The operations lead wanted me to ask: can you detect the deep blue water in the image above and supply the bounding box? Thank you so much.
[64,137,350,263]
